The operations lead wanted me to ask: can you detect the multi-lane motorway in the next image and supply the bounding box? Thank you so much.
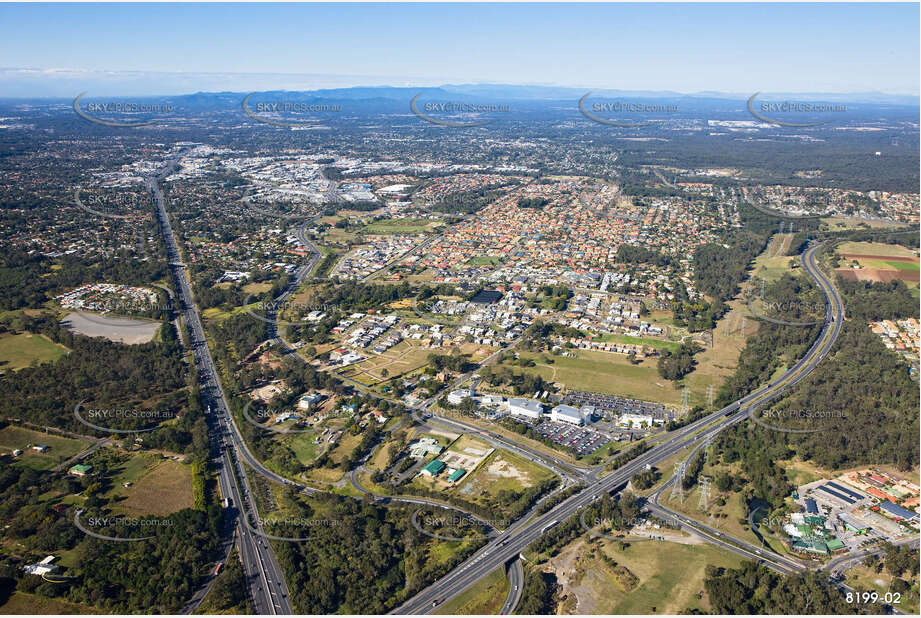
[150,160,292,615]
[393,239,846,614]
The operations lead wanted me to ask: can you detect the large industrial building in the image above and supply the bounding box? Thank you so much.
[507,398,543,420]
[550,404,585,426]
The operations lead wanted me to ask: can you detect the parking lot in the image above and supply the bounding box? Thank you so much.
[565,390,674,423]
[533,420,611,455]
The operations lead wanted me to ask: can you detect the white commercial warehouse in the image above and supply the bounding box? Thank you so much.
[447,388,474,405]
[550,404,585,425]
[507,398,543,419]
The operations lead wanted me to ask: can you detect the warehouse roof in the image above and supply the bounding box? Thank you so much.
[448,469,466,482]
[879,501,919,521]
[422,459,446,476]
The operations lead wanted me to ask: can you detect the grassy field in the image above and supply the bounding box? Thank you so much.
[847,258,919,272]
[0,425,90,471]
[599,537,744,613]
[836,241,917,258]
[842,564,919,615]
[750,233,800,284]
[507,350,683,406]
[0,332,70,371]
[242,282,273,294]
[202,302,250,321]
[108,454,195,517]
[340,340,432,385]
[279,430,322,465]
[547,536,743,614]
[683,233,807,409]
[453,447,557,507]
[466,255,502,266]
[304,465,345,484]
[326,430,364,466]
[595,333,680,352]
[323,227,358,245]
[439,567,508,614]
[682,295,754,409]
[362,218,440,234]
[660,481,764,549]
[779,457,830,487]
[0,592,103,614]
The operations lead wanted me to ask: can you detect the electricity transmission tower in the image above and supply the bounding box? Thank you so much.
[698,476,712,510]
[671,462,686,503]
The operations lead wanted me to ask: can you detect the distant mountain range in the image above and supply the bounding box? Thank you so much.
[0,68,917,106]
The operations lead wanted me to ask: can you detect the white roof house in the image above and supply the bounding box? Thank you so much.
[297,392,324,410]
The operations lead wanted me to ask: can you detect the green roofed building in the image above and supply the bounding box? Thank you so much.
[826,538,846,551]
[448,468,466,482]
[804,516,825,526]
[69,464,92,476]
[421,459,446,477]
[793,539,828,555]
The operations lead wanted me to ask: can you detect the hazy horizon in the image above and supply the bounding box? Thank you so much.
[1,68,919,102]
[1,3,918,97]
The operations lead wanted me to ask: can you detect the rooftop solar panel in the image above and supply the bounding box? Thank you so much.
[817,484,856,504]
[827,481,864,501]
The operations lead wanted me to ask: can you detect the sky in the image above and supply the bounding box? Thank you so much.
[0,2,918,97]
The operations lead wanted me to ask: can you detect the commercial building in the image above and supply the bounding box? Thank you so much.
[550,404,585,426]
[792,539,828,555]
[23,556,58,576]
[409,438,444,459]
[837,513,868,533]
[421,459,446,477]
[804,498,819,514]
[618,413,654,428]
[447,468,467,482]
[814,482,862,509]
[447,388,474,406]
[297,392,324,410]
[878,501,920,523]
[507,398,543,420]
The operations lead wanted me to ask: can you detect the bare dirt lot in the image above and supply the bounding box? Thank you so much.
[835,268,918,283]
[60,312,160,344]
